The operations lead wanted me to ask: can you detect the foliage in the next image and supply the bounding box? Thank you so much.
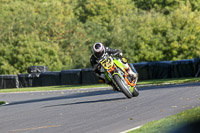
[74,0,135,27]
[0,0,200,74]
[133,0,200,13]
[109,5,200,62]
[0,101,6,105]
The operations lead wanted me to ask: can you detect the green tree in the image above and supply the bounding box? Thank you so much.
[1,0,200,75]
[133,0,200,13]
[0,34,63,74]
[165,4,200,60]
[74,0,135,27]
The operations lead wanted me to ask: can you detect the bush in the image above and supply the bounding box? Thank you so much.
[0,0,200,74]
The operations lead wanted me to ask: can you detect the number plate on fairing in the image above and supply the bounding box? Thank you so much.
[100,57,113,70]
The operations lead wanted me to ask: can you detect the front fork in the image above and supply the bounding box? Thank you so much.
[105,65,138,93]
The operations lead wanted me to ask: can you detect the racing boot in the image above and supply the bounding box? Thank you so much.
[126,67,137,79]
[120,57,137,79]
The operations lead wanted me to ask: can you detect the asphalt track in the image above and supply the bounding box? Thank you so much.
[0,83,200,133]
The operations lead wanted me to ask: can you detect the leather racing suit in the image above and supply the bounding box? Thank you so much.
[90,47,138,85]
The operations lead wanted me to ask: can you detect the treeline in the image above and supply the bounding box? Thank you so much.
[0,0,200,74]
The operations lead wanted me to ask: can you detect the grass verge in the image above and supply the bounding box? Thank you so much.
[0,77,199,93]
[128,106,200,133]
[0,101,6,105]
[137,77,200,85]
[0,84,110,93]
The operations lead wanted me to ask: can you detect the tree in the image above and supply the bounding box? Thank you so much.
[74,0,135,27]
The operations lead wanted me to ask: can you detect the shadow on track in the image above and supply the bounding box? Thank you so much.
[5,89,119,106]
[43,97,126,108]
[5,83,200,106]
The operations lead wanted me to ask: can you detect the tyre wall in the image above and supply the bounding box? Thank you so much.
[81,68,99,85]
[0,58,200,89]
[148,61,172,79]
[0,75,19,89]
[133,62,149,80]
[171,59,195,78]
[61,69,82,85]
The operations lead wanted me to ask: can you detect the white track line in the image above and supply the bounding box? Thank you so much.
[120,125,143,133]
[1,102,9,106]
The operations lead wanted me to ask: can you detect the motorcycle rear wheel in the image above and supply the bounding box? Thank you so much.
[113,74,132,98]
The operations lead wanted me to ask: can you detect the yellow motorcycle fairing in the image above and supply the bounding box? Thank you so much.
[100,56,114,70]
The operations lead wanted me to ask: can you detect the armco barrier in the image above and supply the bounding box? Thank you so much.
[40,72,61,86]
[61,69,82,85]
[81,68,99,84]
[0,75,19,89]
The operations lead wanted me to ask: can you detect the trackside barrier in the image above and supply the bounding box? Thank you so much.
[171,59,195,78]
[133,62,149,80]
[18,74,31,87]
[18,73,41,88]
[194,58,200,77]
[148,61,172,79]
[81,68,99,84]
[61,69,82,85]
[40,72,61,86]
[0,75,19,89]
[0,58,200,89]
[27,66,49,74]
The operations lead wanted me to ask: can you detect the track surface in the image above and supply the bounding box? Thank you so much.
[0,83,200,133]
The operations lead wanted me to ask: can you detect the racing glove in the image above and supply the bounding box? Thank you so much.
[117,50,123,57]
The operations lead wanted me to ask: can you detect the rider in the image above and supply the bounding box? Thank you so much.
[90,42,138,90]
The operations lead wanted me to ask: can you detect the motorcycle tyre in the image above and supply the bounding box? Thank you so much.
[113,74,132,99]
[132,87,139,97]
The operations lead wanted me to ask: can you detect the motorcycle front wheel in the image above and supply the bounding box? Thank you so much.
[132,87,139,97]
[113,74,132,98]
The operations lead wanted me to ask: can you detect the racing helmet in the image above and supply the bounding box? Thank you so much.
[93,42,105,58]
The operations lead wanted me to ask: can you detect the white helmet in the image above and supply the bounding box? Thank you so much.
[93,42,105,58]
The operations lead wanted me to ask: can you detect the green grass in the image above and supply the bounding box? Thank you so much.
[137,77,200,85]
[0,84,110,93]
[128,106,200,133]
[0,77,199,93]
[0,101,6,105]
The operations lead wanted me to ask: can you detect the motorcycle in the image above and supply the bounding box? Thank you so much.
[98,53,139,98]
